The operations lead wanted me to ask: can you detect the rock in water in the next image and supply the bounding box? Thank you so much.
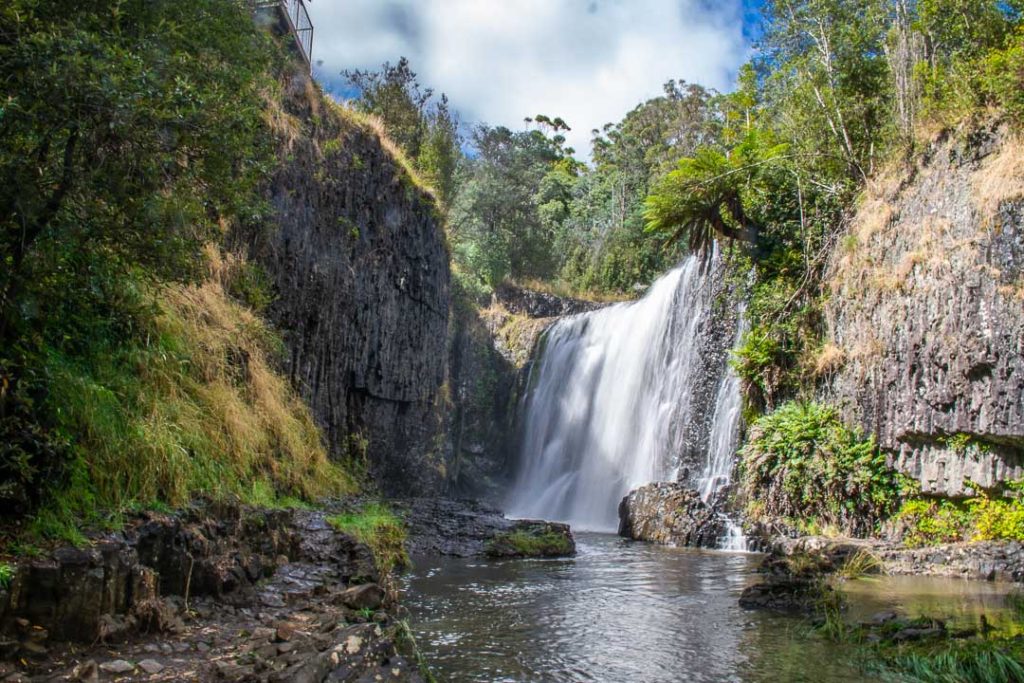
[484,521,576,558]
[618,482,725,548]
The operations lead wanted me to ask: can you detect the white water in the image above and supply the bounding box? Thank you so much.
[507,256,746,535]
[699,309,748,551]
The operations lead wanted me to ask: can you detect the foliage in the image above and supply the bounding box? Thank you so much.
[342,58,461,209]
[449,123,581,286]
[836,550,884,579]
[644,130,789,259]
[968,480,1024,541]
[740,401,905,534]
[328,503,409,573]
[895,479,1024,546]
[0,562,13,590]
[0,1,356,540]
[894,499,972,547]
[876,639,1024,683]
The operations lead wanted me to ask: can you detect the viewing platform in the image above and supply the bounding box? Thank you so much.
[251,0,313,72]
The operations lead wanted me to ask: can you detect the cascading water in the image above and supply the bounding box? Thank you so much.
[698,308,748,551]
[507,255,746,537]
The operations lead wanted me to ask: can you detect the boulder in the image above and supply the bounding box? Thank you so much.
[484,521,576,559]
[617,482,725,548]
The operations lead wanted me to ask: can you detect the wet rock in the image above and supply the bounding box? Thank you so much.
[738,577,827,614]
[892,626,945,642]
[867,610,900,626]
[98,660,134,675]
[338,584,385,611]
[618,482,725,548]
[70,660,98,683]
[274,622,297,642]
[401,498,517,557]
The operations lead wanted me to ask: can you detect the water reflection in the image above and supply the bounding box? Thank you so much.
[403,534,880,682]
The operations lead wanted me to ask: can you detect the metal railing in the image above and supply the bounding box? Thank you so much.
[251,0,314,72]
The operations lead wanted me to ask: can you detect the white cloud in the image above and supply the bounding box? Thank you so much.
[305,0,750,156]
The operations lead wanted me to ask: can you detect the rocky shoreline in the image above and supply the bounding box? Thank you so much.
[0,499,576,682]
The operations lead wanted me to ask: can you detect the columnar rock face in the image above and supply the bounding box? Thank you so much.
[244,74,451,495]
[826,123,1024,496]
[617,482,724,548]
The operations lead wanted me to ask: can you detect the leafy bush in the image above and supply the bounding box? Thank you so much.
[893,499,972,547]
[980,29,1024,124]
[739,401,904,535]
[968,481,1024,541]
[328,504,409,573]
[894,480,1024,547]
[0,563,13,590]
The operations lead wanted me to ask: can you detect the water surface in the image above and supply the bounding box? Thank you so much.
[405,534,864,682]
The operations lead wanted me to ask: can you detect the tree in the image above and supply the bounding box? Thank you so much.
[644,131,788,260]
[343,58,461,208]
[0,0,275,508]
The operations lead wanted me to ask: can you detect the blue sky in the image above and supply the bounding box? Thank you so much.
[305,1,763,155]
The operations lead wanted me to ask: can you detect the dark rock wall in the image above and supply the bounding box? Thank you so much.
[826,123,1024,496]
[445,286,615,501]
[241,75,451,496]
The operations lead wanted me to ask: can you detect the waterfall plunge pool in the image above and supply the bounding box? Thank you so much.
[402,533,1019,683]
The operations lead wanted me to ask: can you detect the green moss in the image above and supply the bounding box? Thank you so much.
[485,527,574,558]
[327,503,409,573]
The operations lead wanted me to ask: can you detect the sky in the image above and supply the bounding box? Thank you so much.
[305,0,762,156]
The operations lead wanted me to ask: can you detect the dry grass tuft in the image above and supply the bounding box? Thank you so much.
[325,101,439,203]
[812,343,847,377]
[973,136,1024,219]
[262,87,304,154]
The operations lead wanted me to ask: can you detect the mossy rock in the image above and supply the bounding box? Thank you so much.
[485,521,576,559]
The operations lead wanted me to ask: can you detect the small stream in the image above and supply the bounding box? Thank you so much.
[403,533,1017,683]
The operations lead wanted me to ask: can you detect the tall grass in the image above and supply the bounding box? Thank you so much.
[26,259,355,544]
[881,643,1024,683]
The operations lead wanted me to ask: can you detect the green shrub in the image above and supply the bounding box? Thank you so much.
[0,563,14,590]
[894,499,972,548]
[980,29,1024,124]
[896,480,1024,547]
[739,401,904,535]
[968,480,1024,542]
[328,504,409,573]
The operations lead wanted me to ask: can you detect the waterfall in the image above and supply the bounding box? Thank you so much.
[698,308,748,551]
[507,256,744,534]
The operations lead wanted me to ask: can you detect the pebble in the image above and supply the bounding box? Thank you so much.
[138,659,165,675]
[99,660,135,674]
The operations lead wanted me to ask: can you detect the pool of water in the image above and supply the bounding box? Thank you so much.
[401,533,1018,683]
